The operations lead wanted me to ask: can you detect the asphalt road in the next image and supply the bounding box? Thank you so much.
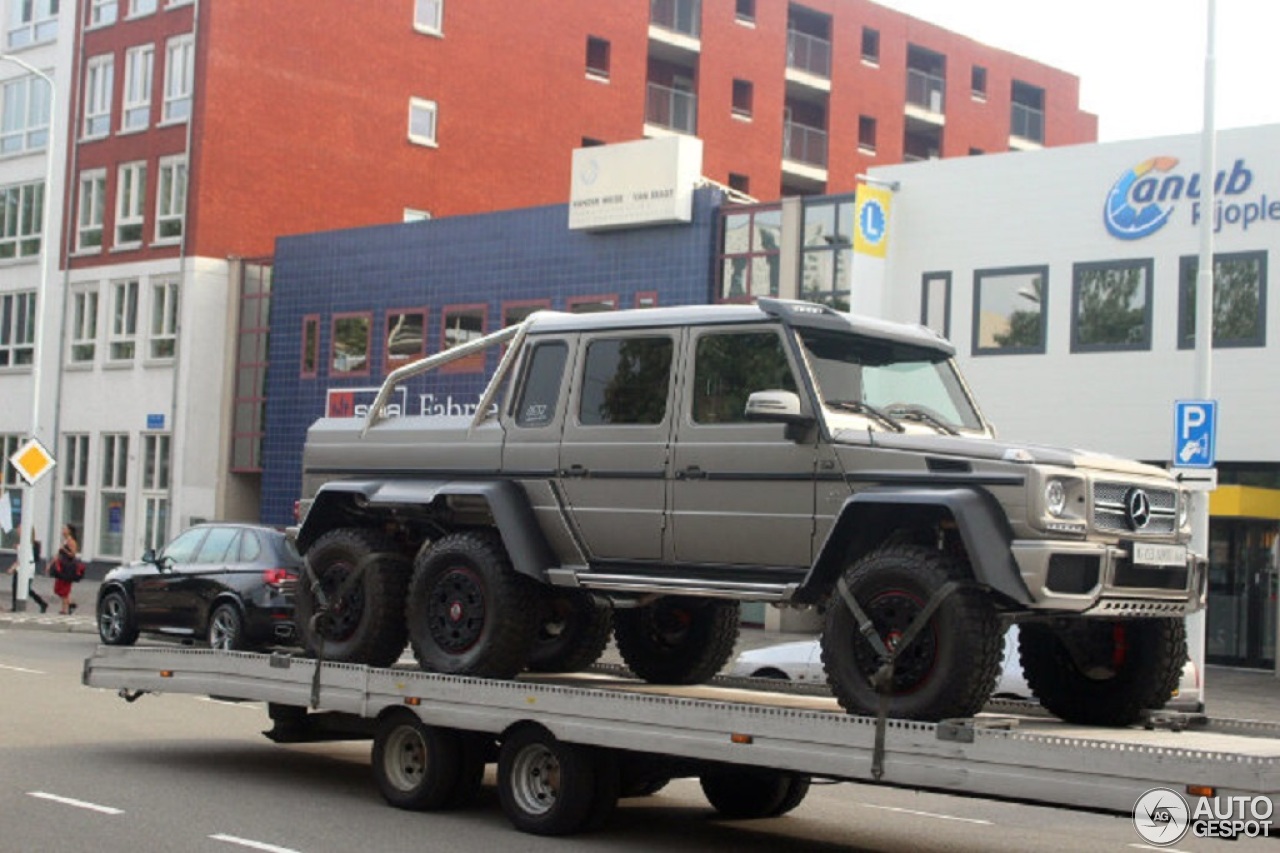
[2,629,1277,852]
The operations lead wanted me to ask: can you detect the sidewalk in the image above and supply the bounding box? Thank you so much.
[3,580,1274,722]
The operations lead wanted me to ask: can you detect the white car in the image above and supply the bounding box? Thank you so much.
[728,625,1203,712]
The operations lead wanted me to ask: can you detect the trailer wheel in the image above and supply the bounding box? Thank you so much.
[526,590,614,673]
[614,597,740,684]
[372,711,470,811]
[1019,617,1186,727]
[497,726,618,836]
[700,768,810,819]
[97,588,139,646]
[407,530,538,678]
[820,544,1002,721]
[207,603,248,652]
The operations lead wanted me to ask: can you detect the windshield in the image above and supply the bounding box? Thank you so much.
[795,328,985,432]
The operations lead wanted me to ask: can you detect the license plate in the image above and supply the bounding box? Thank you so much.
[1130,543,1187,567]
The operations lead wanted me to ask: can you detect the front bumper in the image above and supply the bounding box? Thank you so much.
[1012,540,1207,615]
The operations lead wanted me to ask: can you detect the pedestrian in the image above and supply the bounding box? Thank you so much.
[50,523,81,615]
[5,526,49,613]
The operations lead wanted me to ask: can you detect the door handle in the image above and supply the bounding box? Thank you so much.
[561,464,588,478]
[680,466,707,480]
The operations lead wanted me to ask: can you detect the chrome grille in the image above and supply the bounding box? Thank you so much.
[1092,482,1177,534]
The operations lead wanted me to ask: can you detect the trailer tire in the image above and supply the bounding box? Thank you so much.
[97,588,139,646]
[407,530,538,679]
[700,768,809,819]
[820,544,1002,721]
[372,712,468,811]
[1019,617,1187,727]
[498,726,616,836]
[614,597,740,685]
[296,527,410,667]
[526,590,613,673]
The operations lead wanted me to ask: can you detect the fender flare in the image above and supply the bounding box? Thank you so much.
[798,486,1032,605]
[297,479,557,583]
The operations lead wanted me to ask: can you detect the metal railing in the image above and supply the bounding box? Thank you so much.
[646,82,697,134]
[1011,102,1045,142]
[906,68,945,112]
[783,122,827,168]
[786,29,830,78]
[650,0,700,37]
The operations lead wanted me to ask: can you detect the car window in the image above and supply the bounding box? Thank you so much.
[161,528,207,564]
[578,336,673,426]
[514,341,568,427]
[693,330,798,424]
[238,530,262,563]
[195,528,240,564]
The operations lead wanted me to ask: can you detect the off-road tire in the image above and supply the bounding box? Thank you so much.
[497,725,618,836]
[526,590,613,673]
[1019,617,1187,727]
[614,597,740,685]
[700,768,810,819]
[407,530,539,678]
[97,588,139,646]
[295,527,410,668]
[821,544,1002,721]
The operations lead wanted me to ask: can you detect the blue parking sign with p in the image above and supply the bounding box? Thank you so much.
[1174,400,1217,468]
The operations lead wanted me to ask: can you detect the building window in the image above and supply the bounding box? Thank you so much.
[635,292,658,309]
[301,314,319,377]
[718,204,781,302]
[162,34,194,123]
[1070,259,1153,353]
[586,36,610,80]
[70,288,99,364]
[76,170,106,252]
[441,304,486,373]
[1179,251,1268,349]
[800,196,854,310]
[155,156,187,241]
[403,208,431,222]
[122,45,154,131]
[414,0,442,34]
[1,434,22,490]
[83,55,114,138]
[921,272,951,339]
[141,433,170,552]
[408,97,437,146]
[858,115,877,154]
[735,0,755,24]
[1011,80,1045,143]
[99,433,129,558]
[7,0,59,48]
[231,261,270,472]
[385,307,426,370]
[130,0,159,17]
[1,73,51,155]
[0,180,44,260]
[149,279,179,359]
[331,312,371,376]
[861,27,880,64]
[972,265,1048,355]
[90,0,118,27]
[62,433,90,543]
[971,65,988,100]
[731,79,753,119]
[115,161,147,247]
[568,295,617,313]
[503,300,550,328]
[579,337,673,426]
[108,279,139,361]
[0,291,35,367]
[727,172,749,195]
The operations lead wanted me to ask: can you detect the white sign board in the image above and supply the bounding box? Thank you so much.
[569,136,703,231]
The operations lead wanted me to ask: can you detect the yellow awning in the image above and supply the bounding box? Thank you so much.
[1209,485,1280,521]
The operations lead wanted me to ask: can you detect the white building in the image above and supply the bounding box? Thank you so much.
[868,124,1280,669]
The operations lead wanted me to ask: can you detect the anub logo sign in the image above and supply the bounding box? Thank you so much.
[1104,156,1278,240]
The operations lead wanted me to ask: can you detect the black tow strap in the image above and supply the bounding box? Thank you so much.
[836,577,962,782]
[302,550,377,709]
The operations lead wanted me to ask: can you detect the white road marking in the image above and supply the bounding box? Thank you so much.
[210,833,301,853]
[0,663,45,674]
[28,792,124,814]
[858,802,993,825]
[1130,845,1196,853]
[196,697,258,708]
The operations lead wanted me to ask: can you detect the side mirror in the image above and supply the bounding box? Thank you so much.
[744,390,812,425]
[142,548,158,563]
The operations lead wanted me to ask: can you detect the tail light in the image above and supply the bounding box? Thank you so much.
[263,568,298,591]
[292,500,301,523]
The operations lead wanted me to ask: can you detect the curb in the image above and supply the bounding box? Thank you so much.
[0,613,97,634]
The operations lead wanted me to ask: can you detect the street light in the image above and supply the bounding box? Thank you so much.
[0,53,56,611]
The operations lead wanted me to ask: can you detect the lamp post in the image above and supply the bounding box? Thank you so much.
[0,53,56,611]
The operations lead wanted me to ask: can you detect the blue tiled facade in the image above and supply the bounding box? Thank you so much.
[261,188,725,524]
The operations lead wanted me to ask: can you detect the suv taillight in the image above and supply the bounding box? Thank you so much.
[263,568,298,591]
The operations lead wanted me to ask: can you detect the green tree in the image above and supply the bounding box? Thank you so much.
[1076,266,1145,346]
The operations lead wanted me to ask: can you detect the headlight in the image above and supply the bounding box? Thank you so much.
[1178,491,1190,528]
[1045,479,1068,517]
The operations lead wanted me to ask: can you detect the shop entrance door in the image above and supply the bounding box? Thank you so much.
[1206,521,1278,668]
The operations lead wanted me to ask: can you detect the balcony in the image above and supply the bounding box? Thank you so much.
[905,68,945,121]
[782,121,827,190]
[785,29,831,94]
[1010,102,1045,149]
[645,82,697,135]
[649,0,700,61]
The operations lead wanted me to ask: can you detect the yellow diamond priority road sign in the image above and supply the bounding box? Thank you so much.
[8,438,56,486]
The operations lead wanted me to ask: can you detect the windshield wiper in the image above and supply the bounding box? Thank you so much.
[885,404,960,436]
[825,400,904,433]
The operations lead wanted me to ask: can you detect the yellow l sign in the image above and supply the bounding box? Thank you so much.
[853,183,892,258]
